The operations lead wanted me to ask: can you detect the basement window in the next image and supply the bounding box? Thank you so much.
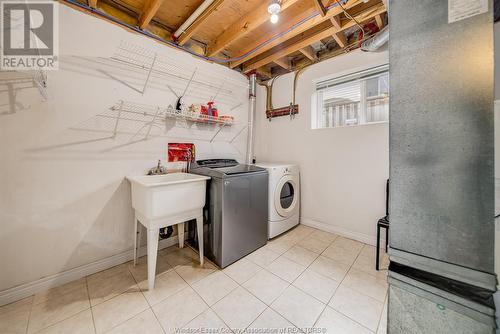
[312,65,389,129]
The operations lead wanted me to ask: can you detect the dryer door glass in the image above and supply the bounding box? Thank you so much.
[280,182,295,209]
[275,176,298,218]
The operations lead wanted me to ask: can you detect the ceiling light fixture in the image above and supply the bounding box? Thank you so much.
[268,0,281,24]
[270,13,279,24]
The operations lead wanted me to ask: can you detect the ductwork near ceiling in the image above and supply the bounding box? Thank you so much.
[361,25,389,52]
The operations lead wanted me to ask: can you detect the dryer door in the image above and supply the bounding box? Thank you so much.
[274,175,298,218]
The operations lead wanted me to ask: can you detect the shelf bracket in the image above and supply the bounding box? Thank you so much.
[142,53,157,95]
[112,100,123,138]
[230,125,247,143]
[210,123,227,143]
[145,107,161,139]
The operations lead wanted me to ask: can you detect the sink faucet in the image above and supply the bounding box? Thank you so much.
[148,160,167,175]
[185,149,192,173]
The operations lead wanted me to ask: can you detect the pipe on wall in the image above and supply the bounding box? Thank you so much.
[246,74,257,164]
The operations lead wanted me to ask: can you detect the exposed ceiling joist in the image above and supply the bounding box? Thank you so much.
[332,31,347,47]
[300,46,318,61]
[274,57,292,70]
[88,0,98,9]
[242,2,386,73]
[312,0,327,16]
[257,67,272,78]
[330,15,341,29]
[138,0,164,29]
[230,0,365,68]
[375,13,385,28]
[206,0,301,57]
[177,0,226,46]
[243,26,335,73]
[65,0,387,80]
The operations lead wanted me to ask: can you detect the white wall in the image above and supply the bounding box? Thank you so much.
[254,50,389,245]
[0,3,249,295]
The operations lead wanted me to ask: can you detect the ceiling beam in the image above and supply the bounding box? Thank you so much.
[230,0,367,68]
[243,25,334,73]
[375,13,385,29]
[332,31,347,47]
[274,57,292,70]
[242,2,386,73]
[206,0,301,57]
[138,0,164,29]
[300,46,318,61]
[177,0,226,46]
[256,67,272,79]
[88,0,97,9]
[330,15,341,29]
[312,0,327,16]
[294,37,355,68]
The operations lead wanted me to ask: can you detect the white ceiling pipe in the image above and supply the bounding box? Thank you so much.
[174,0,215,38]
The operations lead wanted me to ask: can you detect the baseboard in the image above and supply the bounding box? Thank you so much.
[0,235,180,307]
[300,217,386,247]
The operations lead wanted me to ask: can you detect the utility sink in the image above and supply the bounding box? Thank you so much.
[127,173,210,221]
[127,172,210,291]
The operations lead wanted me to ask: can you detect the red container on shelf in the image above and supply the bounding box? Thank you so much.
[200,102,218,121]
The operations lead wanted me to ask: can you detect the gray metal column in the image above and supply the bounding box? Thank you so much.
[389,0,495,288]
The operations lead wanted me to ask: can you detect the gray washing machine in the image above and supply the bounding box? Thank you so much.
[187,159,268,268]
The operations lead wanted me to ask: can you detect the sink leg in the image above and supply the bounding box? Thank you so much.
[133,214,138,266]
[178,222,185,248]
[147,227,159,291]
[137,223,142,261]
[196,216,204,266]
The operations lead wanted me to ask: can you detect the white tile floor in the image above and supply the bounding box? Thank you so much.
[0,225,389,334]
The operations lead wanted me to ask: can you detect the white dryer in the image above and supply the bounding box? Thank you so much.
[255,162,300,239]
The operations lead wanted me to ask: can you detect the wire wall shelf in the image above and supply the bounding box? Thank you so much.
[109,100,236,143]
[24,42,249,153]
[111,100,234,125]
[109,41,245,104]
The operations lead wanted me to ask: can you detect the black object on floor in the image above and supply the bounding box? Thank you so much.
[376,179,389,271]
[159,226,174,239]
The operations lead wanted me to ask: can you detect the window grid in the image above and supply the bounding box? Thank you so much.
[314,68,389,129]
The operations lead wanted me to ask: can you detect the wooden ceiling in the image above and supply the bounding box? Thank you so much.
[67,0,387,79]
